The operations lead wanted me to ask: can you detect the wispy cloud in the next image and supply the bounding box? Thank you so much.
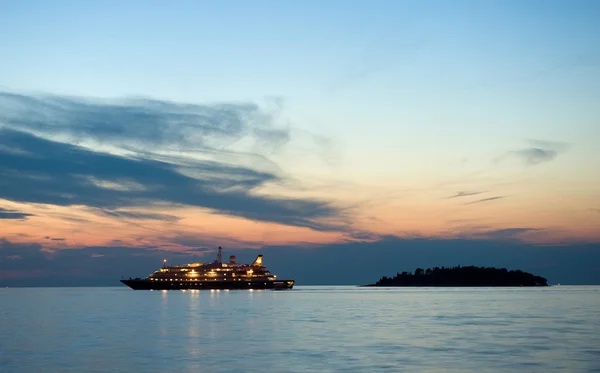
[0,91,344,231]
[0,207,34,220]
[44,236,65,241]
[498,139,570,166]
[97,209,180,222]
[0,90,290,161]
[447,191,485,199]
[463,196,505,205]
[512,148,558,165]
[481,228,538,240]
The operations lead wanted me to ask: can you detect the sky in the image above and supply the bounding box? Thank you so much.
[1,0,599,285]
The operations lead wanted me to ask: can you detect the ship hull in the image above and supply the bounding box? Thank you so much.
[120,279,295,290]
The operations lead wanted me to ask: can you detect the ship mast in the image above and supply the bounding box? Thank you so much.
[217,246,222,263]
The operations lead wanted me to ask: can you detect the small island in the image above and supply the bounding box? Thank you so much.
[362,266,548,287]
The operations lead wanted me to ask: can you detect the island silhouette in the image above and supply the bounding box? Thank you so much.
[363,265,548,287]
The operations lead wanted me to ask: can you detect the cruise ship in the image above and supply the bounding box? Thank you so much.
[120,247,295,290]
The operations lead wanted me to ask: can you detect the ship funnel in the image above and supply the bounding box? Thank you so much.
[229,255,237,264]
[252,255,263,266]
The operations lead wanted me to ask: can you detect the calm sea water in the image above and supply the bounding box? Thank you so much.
[1,286,599,373]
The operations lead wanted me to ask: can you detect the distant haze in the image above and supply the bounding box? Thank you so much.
[2,238,598,287]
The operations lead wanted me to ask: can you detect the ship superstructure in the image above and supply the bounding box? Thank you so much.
[120,247,294,290]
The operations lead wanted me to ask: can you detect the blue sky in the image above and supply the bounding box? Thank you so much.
[3,1,598,161]
[4,1,599,103]
[1,0,599,284]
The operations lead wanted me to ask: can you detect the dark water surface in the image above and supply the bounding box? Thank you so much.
[1,286,599,372]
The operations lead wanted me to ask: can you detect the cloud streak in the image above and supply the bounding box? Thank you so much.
[0,91,345,231]
[499,139,570,166]
[0,207,34,220]
[44,236,65,241]
[0,128,340,230]
[463,196,505,205]
[447,191,485,199]
[0,90,290,160]
[512,148,558,165]
[480,228,538,240]
[97,209,180,223]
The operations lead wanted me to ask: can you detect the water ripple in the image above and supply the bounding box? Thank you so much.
[1,286,599,372]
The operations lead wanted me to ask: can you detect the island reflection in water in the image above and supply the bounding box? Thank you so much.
[1,286,599,372]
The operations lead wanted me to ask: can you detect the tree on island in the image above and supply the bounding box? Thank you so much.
[367,265,548,287]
